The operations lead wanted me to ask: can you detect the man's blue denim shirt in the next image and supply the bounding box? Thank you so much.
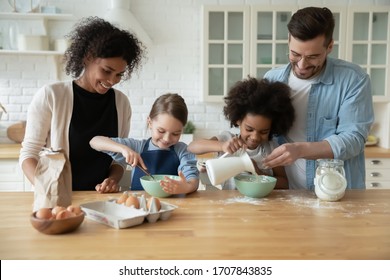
[264,57,374,189]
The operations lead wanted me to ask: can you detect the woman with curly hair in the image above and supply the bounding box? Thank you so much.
[20,17,146,193]
[188,77,295,189]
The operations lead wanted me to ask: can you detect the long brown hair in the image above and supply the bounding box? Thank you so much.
[149,93,188,126]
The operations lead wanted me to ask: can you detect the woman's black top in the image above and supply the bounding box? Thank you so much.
[69,82,118,190]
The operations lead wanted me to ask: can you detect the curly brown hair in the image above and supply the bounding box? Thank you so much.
[223,77,295,139]
[63,16,146,80]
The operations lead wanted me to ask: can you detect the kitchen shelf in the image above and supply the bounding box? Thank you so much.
[0,11,74,81]
[0,12,73,20]
[0,49,65,80]
[0,49,64,55]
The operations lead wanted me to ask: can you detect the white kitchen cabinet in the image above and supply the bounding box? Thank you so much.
[201,6,251,102]
[250,6,346,78]
[249,7,295,79]
[346,7,390,102]
[0,159,24,191]
[345,6,390,149]
[201,5,390,148]
[365,158,390,189]
[0,143,33,192]
[201,5,345,102]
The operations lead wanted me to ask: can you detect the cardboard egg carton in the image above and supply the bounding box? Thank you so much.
[80,194,177,229]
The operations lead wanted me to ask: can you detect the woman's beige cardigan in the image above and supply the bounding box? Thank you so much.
[19,81,131,180]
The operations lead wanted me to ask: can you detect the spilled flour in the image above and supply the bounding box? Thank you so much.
[221,196,268,205]
[215,192,389,218]
[277,194,345,210]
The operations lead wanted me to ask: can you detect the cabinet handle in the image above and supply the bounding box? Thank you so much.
[370,172,381,177]
[370,160,381,165]
[370,182,380,188]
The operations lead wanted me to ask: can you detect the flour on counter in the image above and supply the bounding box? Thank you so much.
[219,196,268,205]
[217,193,385,217]
[279,194,345,210]
[343,208,372,218]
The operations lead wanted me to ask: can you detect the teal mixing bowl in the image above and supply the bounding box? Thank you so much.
[234,174,277,198]
[140,175,180,198]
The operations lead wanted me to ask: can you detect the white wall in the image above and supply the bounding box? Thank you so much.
[0,0,389,143]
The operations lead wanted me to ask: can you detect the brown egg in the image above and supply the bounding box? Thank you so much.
[52,206,66,216]
[147,197,161,211]
[117,192,129,204]
[56,209,76,220]
[125,195,140,208]
[67,205,82,215]
[35,208,54,219]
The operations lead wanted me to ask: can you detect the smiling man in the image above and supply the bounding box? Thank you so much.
[263,7,374,190]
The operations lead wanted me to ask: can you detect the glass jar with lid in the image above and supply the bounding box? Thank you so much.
[314,159,347,201]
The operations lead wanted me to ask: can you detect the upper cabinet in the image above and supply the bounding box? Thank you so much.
[201,5,387,103]
[346,7,390,102]
[201,6,251,102]
[249,7,295,80]
[249,6,346,78]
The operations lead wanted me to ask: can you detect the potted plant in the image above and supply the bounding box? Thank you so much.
[181,121,196,144]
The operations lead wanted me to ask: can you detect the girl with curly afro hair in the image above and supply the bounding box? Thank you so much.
[188,77,295,189]
[20,17,146,194]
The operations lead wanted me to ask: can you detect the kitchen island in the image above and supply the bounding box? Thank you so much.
[0,189,389,260]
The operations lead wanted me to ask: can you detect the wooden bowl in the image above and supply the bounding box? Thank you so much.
[30,211,85,235]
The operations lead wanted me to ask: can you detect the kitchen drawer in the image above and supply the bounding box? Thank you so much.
[0,181,24,191]
[365,158,390,167]
[0,159,24,191]
[365,169,390,181]
[366,181,390,189]
[0,159,23,181]
[365,158,390,189]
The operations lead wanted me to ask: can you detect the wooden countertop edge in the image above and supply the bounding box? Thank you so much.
[0,143,21,159]
[0,144,389,159]
[364,146,390,158]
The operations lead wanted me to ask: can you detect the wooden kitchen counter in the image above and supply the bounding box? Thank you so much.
[0,189,389,260]
[365,146,390,158]
[0,143,21,159]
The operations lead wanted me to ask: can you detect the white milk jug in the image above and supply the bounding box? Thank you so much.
[205,150,256,186]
